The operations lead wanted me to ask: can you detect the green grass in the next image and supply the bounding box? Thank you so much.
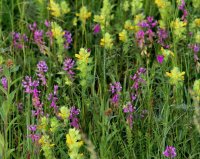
[0,0,200,158]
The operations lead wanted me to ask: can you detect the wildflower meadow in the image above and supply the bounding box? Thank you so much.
[0,0,200,158]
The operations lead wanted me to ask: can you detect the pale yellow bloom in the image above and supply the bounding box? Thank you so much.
[58,106,70,120]
[195,31,200,43]
[51,22,64,39]
[75,48,90,63]
[166,67,185,85]
[194,18,200,27]
[119,30,128,42]
[76,6,91,24]
[155,0,167,8]
[100,33,113,49]
[60,1,70,14]
[48,0,61,17]
[124,20,134,30]
[123,1,129,12]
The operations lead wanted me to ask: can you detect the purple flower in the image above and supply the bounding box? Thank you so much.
[157,55,164,64]
[93,24,101,34]
[28,134,40,142]
[123,103,136,128]
[109,82,122,106]
[109,82,122,94]
[63,58,75,79]
[157,28,169,48]
[63,31,72,49]
[69,106,80,129]
[29,22,37,31]
[178,0,188,22]
[28,125,37,132]
[1,77,7,90]
[22,76,39,94]
[163,146,177,158]
[45,20,50,27]
[37,61,48,73]
[130,67,146,102]
[36,61,48,86]
[48,85,58,111]
[136,30,145,48]
[12,32,28,49]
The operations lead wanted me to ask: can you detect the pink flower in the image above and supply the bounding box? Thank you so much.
[93,24,101,34]
[157,55,164,64]
[163,146,177,158]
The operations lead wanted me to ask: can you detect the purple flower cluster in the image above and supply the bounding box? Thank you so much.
[157,55,164,64]
[130,67,146,102]
[123,102,136,128]
[63,31,72,49]
[36,61,48,86]
[29,22,47,54]
[22,76,43,117]
[178,0,188,22]
[63,58,75,79]
[48,85,58,111]
[1,77,8,90]
[136,17,157,49]
[189,44,199,62]
[93,24,101,34]
[109,82,122,106]
[12,32,28,49]
[157,28,169,48]
[163,146,177,158]
[136,16,170,49]
[32,87,43,116]
[69,106,80,129]
[22,76,39,94]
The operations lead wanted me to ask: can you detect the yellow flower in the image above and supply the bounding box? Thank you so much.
[123,1,130,12]
[100,33,113,49]
[161,47,174,57]
[75,48,90,63]
[166,67,185,85]
[193,79,200,101]
[48,0,61,17]
[124,20,134,30]
[58,106,70,120]
[195,31,200,43]
[119,30,128,42]
[48,0,70,17]
[94,15,105,24]
[170,18,187,39]
[194,18,200,27]
[60,1,70,14]
[73,17,78,26]
[37,116,48,132]
[66,128,83,148]
[76,6,91,24]
[155,0,167,8]
[51,22,64,39]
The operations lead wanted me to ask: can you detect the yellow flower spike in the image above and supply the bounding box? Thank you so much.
[58,106,70,120]
[155,0,167,8]
[60,1,70,14]
[194,18,200,27]
[75,48,90,63]
[76,6,91,24]
[51,22,64,39]
[124,20,135,30]
[48,0,61,17]
[166,67,185,85]
[119,30,128,42]
[100,33,113,49]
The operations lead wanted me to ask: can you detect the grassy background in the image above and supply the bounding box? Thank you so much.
[0,0,200,158]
